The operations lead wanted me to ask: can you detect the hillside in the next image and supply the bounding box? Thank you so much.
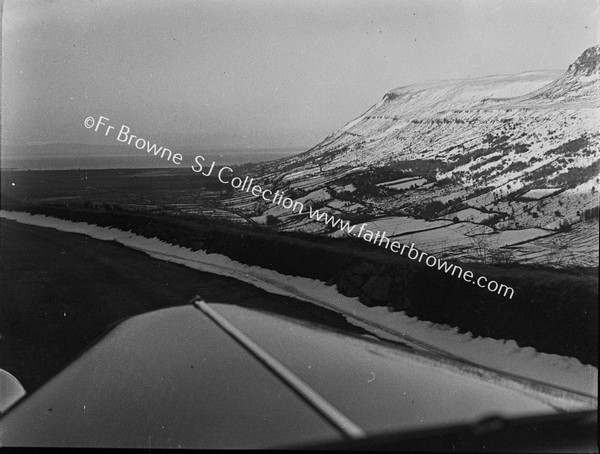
[231,46,600,267]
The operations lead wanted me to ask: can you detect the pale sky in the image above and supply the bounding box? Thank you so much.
[1,0,598,151]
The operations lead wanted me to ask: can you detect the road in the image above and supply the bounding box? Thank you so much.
[0,218,565,448]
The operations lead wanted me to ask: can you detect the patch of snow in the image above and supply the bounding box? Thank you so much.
[376,177,421,187]
[294,188,331,205]
[385,178,429,190]
[331,183,356,193]
[442,208,496,223]
[362,217,452,237]
[495,228,553,246]
[521,188,563,200]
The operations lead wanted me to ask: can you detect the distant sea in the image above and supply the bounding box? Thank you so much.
[1,144,304,170]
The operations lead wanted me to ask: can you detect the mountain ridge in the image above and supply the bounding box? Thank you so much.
[232,46,600,267]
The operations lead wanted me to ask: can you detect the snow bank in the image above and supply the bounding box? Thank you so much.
[1,210,597,400]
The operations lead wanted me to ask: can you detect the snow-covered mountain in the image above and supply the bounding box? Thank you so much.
[276,47,598,172]
[233,46,600,267]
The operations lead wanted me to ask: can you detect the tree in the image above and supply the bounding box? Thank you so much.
[470,235,497,264]
[265,215,281,226]
[489,248,516,264]
[558,219,572,233]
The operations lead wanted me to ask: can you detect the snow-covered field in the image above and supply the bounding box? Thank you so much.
[442,208,496,223]
[362,217,452,237]
[495,228,553,247]
[1,210,597,405]
[512,221,599,267]
[520,188,563,200]
[391,222,494,255]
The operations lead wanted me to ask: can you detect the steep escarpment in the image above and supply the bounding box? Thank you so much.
[238,46,599,268]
